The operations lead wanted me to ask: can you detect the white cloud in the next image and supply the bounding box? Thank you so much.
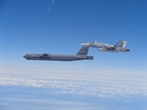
[1,65,146,98]
[1,65,145,80]
[1,97,93,110]
[0,72,146,97]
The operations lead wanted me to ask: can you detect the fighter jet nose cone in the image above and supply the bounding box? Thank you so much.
[80,43,90,46]
[80,43,85,46]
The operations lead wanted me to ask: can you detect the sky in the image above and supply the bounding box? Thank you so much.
[0,0,147,110]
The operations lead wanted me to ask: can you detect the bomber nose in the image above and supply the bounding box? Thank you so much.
[127,49,130,52]
[23,54,27,58]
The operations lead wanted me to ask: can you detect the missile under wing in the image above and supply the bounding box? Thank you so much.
[23,46,93,61]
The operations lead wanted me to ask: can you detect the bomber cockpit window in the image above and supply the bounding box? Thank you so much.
[91,41,97,43]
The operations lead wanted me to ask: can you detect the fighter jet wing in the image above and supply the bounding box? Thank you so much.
[106,47,116,50]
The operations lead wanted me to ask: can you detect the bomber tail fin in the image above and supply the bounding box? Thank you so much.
[76,46,89,55]
[114,40,127,48]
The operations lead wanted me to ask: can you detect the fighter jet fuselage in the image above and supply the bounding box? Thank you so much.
[81,40,130,52]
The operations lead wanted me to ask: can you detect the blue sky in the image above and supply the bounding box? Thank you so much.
[0,0,147,109]
[1,0,146,72]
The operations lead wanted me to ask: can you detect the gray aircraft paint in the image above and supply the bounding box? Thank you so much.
[24,46,93,61]
[80,40,130,52]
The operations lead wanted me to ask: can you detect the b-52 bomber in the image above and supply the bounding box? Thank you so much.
[80,40,130,52]
[23,46,93,61]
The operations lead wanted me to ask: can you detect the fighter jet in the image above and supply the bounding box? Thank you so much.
[80,40,130,52]
[23,46,93,61]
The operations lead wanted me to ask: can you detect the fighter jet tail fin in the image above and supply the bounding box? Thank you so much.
[76,46,89,55]
[114,40,127,48]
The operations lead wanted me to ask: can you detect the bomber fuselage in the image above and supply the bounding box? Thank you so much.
[23,53,93,61]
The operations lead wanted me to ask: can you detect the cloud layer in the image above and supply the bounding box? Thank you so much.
[1,72,146,97]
